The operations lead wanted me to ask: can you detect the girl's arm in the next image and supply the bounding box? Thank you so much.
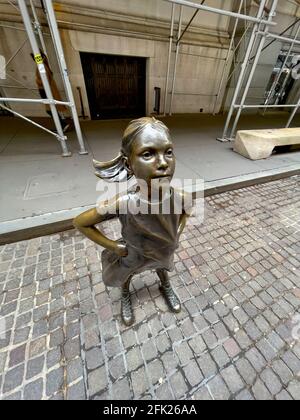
[73,196,127,257]
[175,189,193,236]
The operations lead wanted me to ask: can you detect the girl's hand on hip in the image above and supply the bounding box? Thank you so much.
[115,243,128,257]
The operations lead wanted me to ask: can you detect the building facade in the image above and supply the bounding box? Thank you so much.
[0,0,300,119]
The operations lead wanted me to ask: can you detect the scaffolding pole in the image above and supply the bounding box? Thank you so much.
[213,0,244,115]
[177,7,199,44]
[0,103,67,139]
[43,0,88,155]
[258,30,300,46]
[218,0,268,142]
[7,0,19,13]
[263,23,300,111]
[0,85,39,90]
[222,21,252,90]
[276,68,294,107]
[29,0,48,57]
[0,22,50,35]
[5,38,28,69]
[169,5,183,116]
[0,97,70,105]
[164,3,175,115]
[234,104,299,109]
[164,1,204,115]
[17,0,71,156]
[286,93,300,127]
[229,0,279,139]
[163,0,277,27]
[222,7,300,139]
[250,17,300,62]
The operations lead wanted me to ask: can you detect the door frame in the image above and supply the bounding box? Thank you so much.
[79,51,149,120]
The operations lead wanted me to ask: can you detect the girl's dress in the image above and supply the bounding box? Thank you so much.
[101,187,189,287]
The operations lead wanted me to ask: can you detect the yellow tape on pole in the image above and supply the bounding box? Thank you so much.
[34,54,43,65]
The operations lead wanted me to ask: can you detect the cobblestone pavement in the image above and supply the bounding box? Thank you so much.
[1,176,300,400]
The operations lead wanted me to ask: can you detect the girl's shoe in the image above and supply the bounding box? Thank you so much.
[121,289,134,326]
[159,284,181,313]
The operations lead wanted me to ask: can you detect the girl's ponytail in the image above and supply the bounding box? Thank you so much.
[93,154,132,183]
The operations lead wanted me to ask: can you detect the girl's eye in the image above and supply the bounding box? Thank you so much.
[142,151,152,159]
[166,149,173,157]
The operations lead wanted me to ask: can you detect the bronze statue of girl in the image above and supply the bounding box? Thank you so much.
[74,117,193,326]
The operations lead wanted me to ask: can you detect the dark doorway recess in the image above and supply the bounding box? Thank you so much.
[80,52,146,120]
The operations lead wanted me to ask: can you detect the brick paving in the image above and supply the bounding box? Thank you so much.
[0,176,300,400]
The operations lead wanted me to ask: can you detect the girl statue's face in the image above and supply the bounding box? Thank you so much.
[127,125,175,187]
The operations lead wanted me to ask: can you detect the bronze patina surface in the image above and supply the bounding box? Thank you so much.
[74,117,192,326]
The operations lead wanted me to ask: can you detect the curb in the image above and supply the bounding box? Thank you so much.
[0,165,299,246]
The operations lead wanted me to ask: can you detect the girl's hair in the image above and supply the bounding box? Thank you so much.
[93,117,170,182]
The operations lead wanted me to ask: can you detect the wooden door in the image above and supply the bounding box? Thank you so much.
[80,52,146,120]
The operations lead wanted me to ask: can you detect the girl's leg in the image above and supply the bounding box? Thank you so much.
[121,276,134,326]
[156,269,181,313]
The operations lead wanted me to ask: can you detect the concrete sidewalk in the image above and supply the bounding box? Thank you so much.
[0,113,300,241]
[0,177,299,400]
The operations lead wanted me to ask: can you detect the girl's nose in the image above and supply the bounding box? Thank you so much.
[157,154,168,170]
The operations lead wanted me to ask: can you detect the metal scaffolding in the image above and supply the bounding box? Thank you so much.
[263,22,300,113]
[1,0,300,148]
[163,0,300,141]
[0,0,88,156]
[213,0,245,116]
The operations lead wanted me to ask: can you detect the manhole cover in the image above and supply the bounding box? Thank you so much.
[24,173,71,200]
